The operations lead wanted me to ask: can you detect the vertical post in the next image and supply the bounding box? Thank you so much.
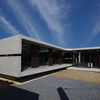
[94,51,98,68]
[90,55,92,67]
[99,55,100,68]
[76,53,78,64]
[30,45,39,68]
[43,54,45,65]
[73,52,75,64]
[48,49,53,66]
[58,51,62,64]
[78,52,81,64]
[82,53,84,62]
[55,51,57,64]
[94,54,96,67]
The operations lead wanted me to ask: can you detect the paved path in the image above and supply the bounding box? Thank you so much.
[21,64,71,77]
[0,76,100,100]
[68,67,100,72]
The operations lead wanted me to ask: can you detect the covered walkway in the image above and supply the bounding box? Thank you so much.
[21,64,72,77]
[67,67,100,72]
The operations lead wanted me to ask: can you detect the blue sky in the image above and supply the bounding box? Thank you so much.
[0,0,100,48]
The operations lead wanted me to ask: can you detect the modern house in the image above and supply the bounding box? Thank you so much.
[0,34,100,77]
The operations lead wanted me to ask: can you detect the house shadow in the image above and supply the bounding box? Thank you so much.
[57,87,69,100]
[0,86,39,100]
[0,80,14,90]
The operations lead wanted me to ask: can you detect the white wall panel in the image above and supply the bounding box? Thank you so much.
[0,56,21,77]
[0,35,21,55]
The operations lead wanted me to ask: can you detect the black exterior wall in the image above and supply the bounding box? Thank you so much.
[21,39,100,71]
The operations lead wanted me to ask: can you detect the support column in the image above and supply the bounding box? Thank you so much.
[73,53,75,64]
[76,53,78,64]
[94,54,96,67]
[54,51,57,64]
[48,49,53,66]
[82,53,85,62]
[78,52,81,64]
[99,55,100,68]
[89,54,92,67]
[58,51,62,64]
[30,45,39,68]
[43,54,45,65]
[73,53,75,63]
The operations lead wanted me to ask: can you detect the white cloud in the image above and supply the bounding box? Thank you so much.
[84,3,100,46]
[7,0,40,40]
[87,22,100,44]
[92,23,100,36]
[30,0,72,46]
[0,16,19,35]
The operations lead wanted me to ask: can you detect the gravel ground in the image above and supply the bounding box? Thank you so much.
[0,76,100,100]
[51,69,100,84]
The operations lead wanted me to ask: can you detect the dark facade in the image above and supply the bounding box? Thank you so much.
[22,40,64,71]
[72,50,100,68]
[21,39,100,71]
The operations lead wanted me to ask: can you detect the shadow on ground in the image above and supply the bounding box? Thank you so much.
[0,86,69,100]
[57,87,69,100]
[0,80,13,90]
[0,86,39,100]
[16,68,66,82]
[0,68,66,83]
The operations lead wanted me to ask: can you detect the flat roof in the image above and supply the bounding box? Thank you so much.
[20,34,100,51]
[71,47,100,51]
[21,35,69,51]
[1,34,100,51]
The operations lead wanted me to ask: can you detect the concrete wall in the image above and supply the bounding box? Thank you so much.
[0,56,21,77]
[0,35,21,55]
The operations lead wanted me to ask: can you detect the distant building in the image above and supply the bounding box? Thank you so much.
[0,35,100,77]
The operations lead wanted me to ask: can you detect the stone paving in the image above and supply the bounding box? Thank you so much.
[0,76,100,100]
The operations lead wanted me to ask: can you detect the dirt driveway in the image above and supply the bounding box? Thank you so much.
[51,69,100,84]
